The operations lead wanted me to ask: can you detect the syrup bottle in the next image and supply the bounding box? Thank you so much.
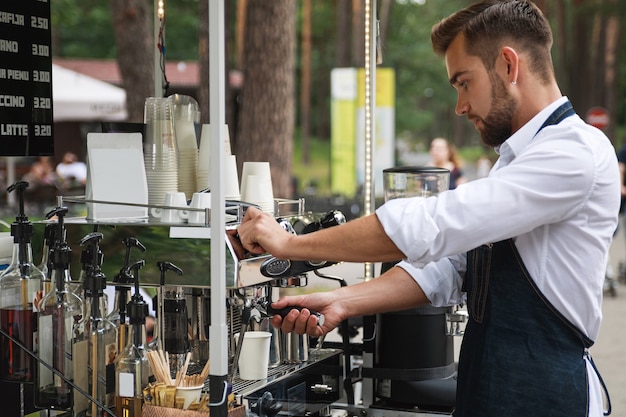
[34,207,83,410]
[107,237,146,355]
[152,260,183,354]
[115,260,153,417]
[36,222,57,296]
[76,225,105,305]
[75,232,117,417]
[0,181,45,382]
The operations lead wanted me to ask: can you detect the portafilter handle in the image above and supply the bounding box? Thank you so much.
[258,300,325,327]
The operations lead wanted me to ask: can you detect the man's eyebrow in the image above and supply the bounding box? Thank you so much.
[449,70,467,86]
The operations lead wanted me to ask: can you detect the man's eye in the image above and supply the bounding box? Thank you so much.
[460,81,468,88]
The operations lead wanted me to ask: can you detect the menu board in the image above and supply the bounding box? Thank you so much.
[0,0,54,156]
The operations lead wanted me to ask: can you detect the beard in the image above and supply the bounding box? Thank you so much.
[476,75,517,148]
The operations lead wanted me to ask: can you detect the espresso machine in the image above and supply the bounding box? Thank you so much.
[53,199,347,416]
[225,210,348,416]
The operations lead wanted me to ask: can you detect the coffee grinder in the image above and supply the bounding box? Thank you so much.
[374,166,459,413]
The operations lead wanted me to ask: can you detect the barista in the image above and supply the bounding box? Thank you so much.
[235,1,618,416]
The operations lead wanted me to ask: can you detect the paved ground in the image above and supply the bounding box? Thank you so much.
[594,224,626,417]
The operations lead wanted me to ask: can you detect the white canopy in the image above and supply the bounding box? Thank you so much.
[52,64,127,122]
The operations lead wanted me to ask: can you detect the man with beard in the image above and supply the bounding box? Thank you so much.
[235,1,617,415]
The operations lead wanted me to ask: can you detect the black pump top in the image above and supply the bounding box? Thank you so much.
[45,207,71,270]
[157,261,183,286]
[80,232,104,271]
[7,181,33,245]
[127,259,148,324]
[113,237,146,289]
[80,232,106,297]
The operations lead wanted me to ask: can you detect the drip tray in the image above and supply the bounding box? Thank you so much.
[195,348,341,397]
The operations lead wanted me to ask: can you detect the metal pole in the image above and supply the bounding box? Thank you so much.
[208,1,228,417]
[363,1,377,281]
[361,0,378,407]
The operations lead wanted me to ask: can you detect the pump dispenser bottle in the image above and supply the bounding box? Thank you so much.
[36,223,57,295]
[152,261,183,353]
[115,260,153,417]
[77,226,106,307]
[108,237,146,356]
[74,232,117,417]
[34,207,83,410]
[0,181,45,382]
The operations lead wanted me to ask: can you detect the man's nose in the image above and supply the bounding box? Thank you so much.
[455,96,468,116]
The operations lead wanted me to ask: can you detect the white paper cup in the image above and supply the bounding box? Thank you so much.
[243,174,274,214]
[151,207,189,223]
[188,192,211,225]
[240,161,271,200]
[236,331,271,380]
[176,385,203,409]
[224,154,241,200]
[198,124,211,172]
[151,192,189,223]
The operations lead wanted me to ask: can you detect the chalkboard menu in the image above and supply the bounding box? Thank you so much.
[0,1,53,156]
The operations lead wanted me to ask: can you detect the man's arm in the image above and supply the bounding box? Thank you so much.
[271,265,431,336]
[237,207,405,263]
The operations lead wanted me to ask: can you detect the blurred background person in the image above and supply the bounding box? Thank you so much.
[56,151,87,191]
[428,137,467,189]
[23,156,58,187]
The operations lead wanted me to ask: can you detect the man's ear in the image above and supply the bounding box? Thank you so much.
[500,46,519,84]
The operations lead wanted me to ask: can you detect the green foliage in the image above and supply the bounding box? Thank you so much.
[159,0,200,60]
[382,0,470,147]
[48,0,626,163]
[51,0,200,59]
[51,0,116,57]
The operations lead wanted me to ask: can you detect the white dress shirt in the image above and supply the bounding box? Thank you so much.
[376,97,619,416]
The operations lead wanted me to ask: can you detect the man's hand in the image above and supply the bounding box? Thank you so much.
[237,207,293,257]
[269,292,344,338]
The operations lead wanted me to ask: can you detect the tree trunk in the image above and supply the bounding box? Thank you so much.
[300,0,312,165]
[236,0,296,198]
[602,11,620,142]
[335,0,352,67]
[351,0,365,67]
[568,0,592,112]
[552,0,568,88]
[110,0,154,122]
[197,0,209,124]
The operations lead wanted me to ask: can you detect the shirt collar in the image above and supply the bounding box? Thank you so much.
[494,96,569,168]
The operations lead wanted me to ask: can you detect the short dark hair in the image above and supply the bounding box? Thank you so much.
[431,0,554,83]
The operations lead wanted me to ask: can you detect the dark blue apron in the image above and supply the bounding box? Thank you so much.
[455,101,611,416]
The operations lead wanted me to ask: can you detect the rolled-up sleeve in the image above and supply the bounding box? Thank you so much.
[376,197,441,267]
[395,256,466,307]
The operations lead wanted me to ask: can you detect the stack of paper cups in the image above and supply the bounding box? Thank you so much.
[170,94,200,200]
[197,124,211,191]
[241,161,274,214]
[224,154,241,200]
[144,97,179,207]
[197,124,235,194]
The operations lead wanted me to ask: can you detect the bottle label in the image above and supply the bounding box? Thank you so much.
[118,372,136,397]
